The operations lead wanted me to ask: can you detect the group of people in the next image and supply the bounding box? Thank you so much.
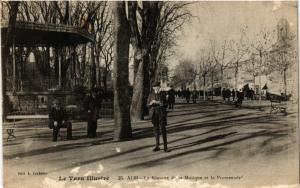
[222,87,256,107]
[48,88,102,141]
[174,89,199,104]
[167,87,176,110]
[48,85,170,153]
[47,83,256,152]
[222,88,236,102]
[221,88,248,107]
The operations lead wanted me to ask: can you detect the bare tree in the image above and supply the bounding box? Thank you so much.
[2,1,19,119]
[150,2,192,84]
[244,53,259,91]
[228,26,250,97]
[198,50,212,100]
[208,58,218,100]
[86,1,113,89]
[128,1,192,120]
[210,39,231,95]
[128,1,160,121]
[250,26,275,102]
[172,59,197,89]
[112,1,132,141]
[270,18,297,96]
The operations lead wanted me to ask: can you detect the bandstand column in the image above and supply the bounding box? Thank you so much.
[58,49,62,88]
[12,38,16,92]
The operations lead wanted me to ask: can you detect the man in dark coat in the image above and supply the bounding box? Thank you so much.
[192,89,198,103]
[250,88,254,100]
[185,88,191,103]
[49,99,72,141]
[235,89,244,107]
[84,88,102,138]
[147,82,169,152]
[222,88,226,101]
[231,89,235,101]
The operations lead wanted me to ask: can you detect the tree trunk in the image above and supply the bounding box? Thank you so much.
[80,45,87,86]
[103,74,107,92]
[234,61,238,98]
[130,56,145,121]
[253,75,256,94]
[211,73,214,100]
[203,75,206,100]
[258,54,262,103]
[2,1,19,120]
[220,68,224,96]
[90,43,96,88]
[112,1,132,141]
[72,46,77,88]
[283,68,287,96]
[128,1,144,121]
[129,2,160,121]
[95,52,100,87]
[98,66,102,88]
[143,54,151,117]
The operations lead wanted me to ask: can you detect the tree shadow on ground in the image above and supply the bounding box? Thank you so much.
[168,108,236,117]
[168,132,237,151]
[56,111,293,172]
[4,110,287,162]
[132,111,263,140]
[4,101,295,174]
[122,128,290,170]
[3,136,114,160]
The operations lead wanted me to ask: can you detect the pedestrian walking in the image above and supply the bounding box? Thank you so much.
[235,89,244,107]
[192,89,198,103]
[48,99,72,141]
[185,88,191,103]
[224,89,229,102]
[222,88,226,101]
[250,88,254,100]
[231,89,235,101]
[147,82,169,152]
[84,88,102,138]
[168,86,175,110]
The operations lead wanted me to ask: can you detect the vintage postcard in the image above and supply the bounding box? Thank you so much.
[1,1,299,188]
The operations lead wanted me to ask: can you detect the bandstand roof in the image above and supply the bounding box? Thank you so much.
[1,21,95,47]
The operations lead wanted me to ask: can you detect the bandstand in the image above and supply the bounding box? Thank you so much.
[1,21,95,116]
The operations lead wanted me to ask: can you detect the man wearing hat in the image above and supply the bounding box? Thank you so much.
[49,99,72,141]
[84,88,102,138]
[147,82,169,152]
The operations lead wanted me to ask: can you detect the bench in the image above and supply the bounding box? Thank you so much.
[269,94,287,115]
[5,115,49,141]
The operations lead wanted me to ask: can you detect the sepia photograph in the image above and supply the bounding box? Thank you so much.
[1,1,299,188]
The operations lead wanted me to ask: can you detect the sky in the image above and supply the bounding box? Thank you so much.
[169,1,298,72]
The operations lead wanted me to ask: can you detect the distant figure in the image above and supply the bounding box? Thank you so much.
[222,88,226,101]
[160,91,168,108]
[185,88,191,103]
[225,88,230,102]
[235,89,244,107]
[168,86,176,110]
[49,99,72,141]
[192,89,198,103]
[84,88,102,138]
[147,82,169,152]
[250,88,254,100]
[231,89,235,101]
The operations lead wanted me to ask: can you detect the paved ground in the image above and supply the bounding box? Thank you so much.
[2,99,299,188]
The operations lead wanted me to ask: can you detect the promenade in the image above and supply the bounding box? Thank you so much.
[3,99,298,188]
